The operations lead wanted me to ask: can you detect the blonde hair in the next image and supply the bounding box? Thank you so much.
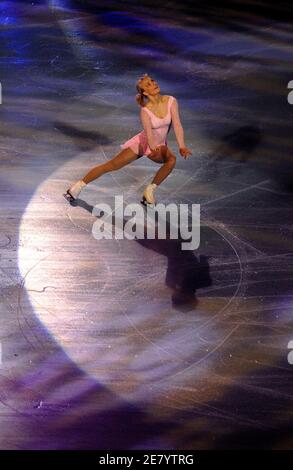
[135,74,149,108]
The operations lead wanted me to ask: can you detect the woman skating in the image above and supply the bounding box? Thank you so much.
[64,73,192,206]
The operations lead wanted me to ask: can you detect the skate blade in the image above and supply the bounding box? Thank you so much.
[63,191,77,204]
[140,197,155,208]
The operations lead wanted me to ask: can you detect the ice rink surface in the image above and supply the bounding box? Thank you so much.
[0,0,292,449]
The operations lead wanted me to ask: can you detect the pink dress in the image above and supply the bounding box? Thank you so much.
[120,95,175,156]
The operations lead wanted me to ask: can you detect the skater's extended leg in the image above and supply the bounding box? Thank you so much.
[82,147,139,184]
[65,148,139,201]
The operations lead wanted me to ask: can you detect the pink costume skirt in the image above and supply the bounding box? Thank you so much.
[120,130,167,157]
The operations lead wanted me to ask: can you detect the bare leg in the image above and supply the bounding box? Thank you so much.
[82,147,140,184]
[147,146,177,186]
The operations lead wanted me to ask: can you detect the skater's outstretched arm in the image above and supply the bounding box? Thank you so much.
[170,98,185,148]
[170,98,192,159]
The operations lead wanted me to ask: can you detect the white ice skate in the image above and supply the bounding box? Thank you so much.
[141,183,157,207]
[64,179,87,202]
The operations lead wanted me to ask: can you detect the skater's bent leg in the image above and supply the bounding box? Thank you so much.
[82,148,139,184]
[151,148,176,186]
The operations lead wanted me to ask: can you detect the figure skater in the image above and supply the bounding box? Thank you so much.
[64,73,192,206]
